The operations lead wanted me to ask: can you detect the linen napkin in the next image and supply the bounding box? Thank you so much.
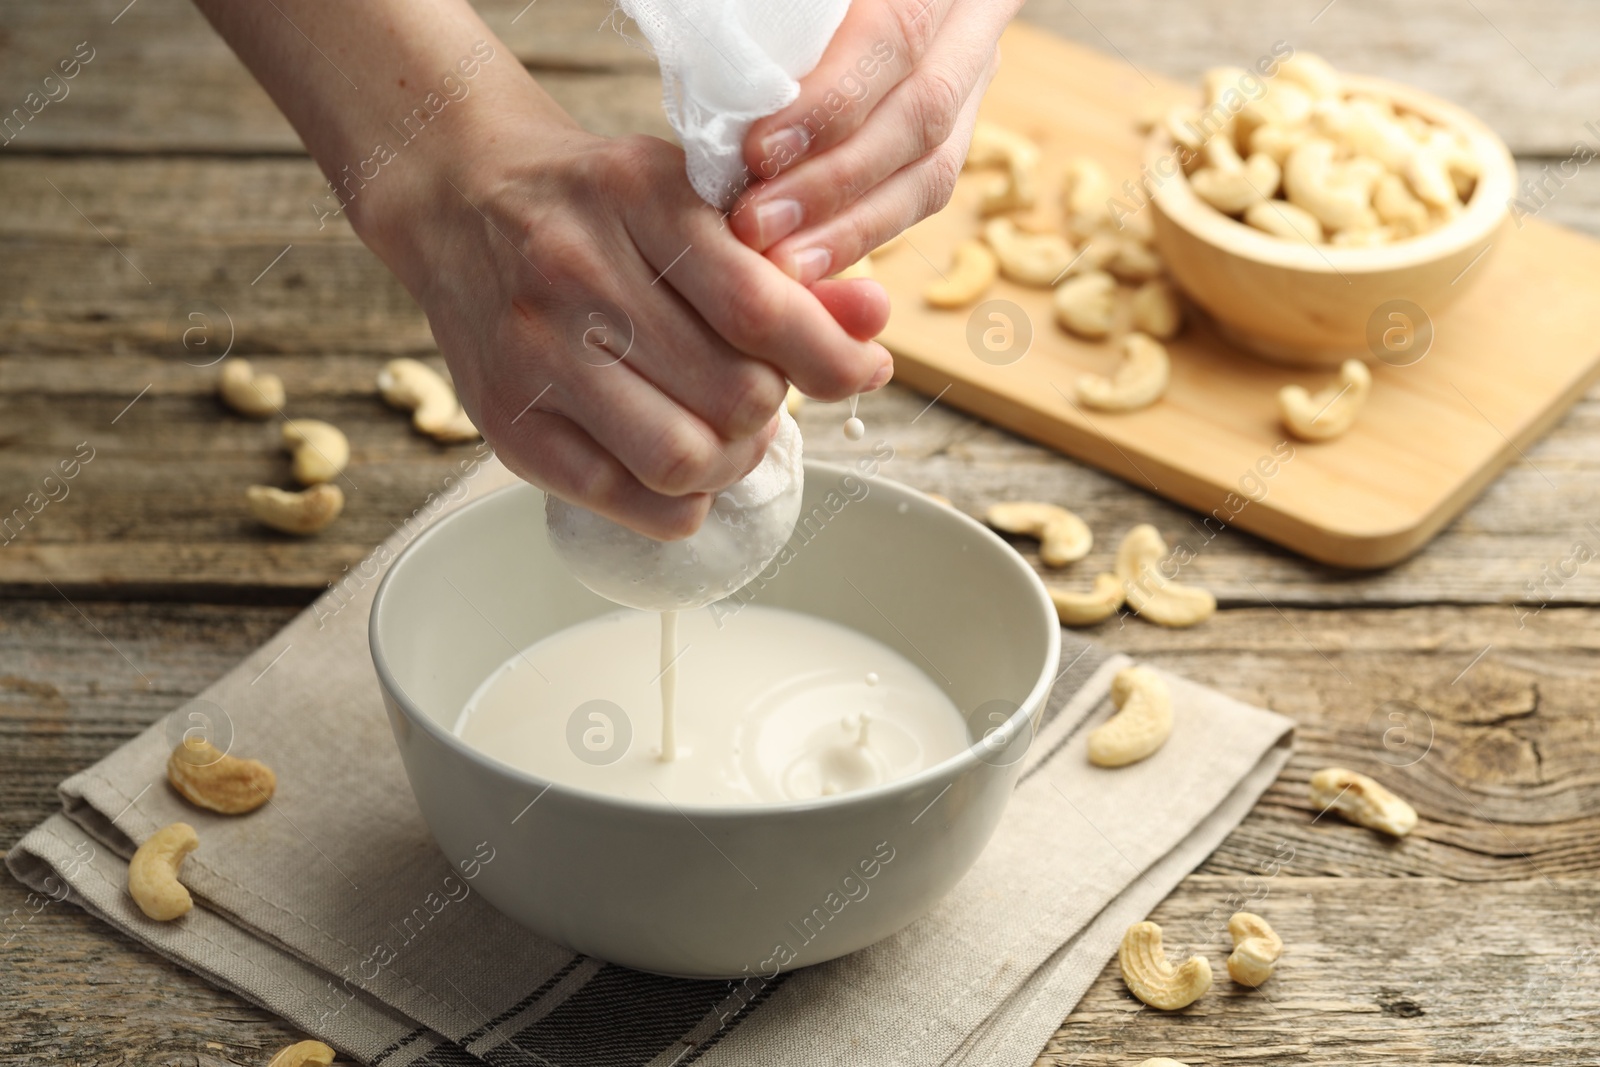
[6,456,1293,1067]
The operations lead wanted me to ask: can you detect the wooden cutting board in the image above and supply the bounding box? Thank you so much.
[875,23,1600,569]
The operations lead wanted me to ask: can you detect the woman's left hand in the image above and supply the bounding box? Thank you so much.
[729,0,1021,283]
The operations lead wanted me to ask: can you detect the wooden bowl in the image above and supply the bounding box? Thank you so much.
[1146,75,1516,368]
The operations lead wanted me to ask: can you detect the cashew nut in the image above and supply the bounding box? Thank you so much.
[1062,157,1113,239]
[1226,911,1284,987]
[280,419,349,486]
[1279,358,1371,442]
[983,217,1075,287]
[985,501,1092,567]
[1104,238,1164,283]
[1119,920,1212,1010]
[377,358,481,443]
[1200,128,1245,173]
[167,738,276,815]
[218,358,284,419]
[1402,147,1461,210]
[1278,52,1342,99]
[1127,572,1216,628]
[1076,333,1169,412]
[784,384,805,416]
[1115,524,1216,628]
[247,483,345,535]
[1244,199,1324,243]
[266,1041,336,1067]
[1373,172,1431,236]
[1425,126,1480,201]
[1337,98,1418,171]
[1341,154,1389,199]
[1309,767,1418,837]
[1190,153,1282,215]
[1049,573,1125,626]
[1130,279,1183,340]
[1114,523,1167,583]
[1248,121,1314,167]
[924,239,998,309]
[1052,269,1117,339]
[1246,80,1314,131]
[979,153,1037,215]
[1087,665,1172,767]
[1283,139,1379,234]
[127,822,199,921]
[1162,107,1206,152]
[965,120,1040,171]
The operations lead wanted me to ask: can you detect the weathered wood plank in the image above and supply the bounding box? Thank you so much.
[1044,875,1600,1067]
[2,593,1597,1062]
[0,884,303,1067]
[2,599,1595,877]
[0,0,1595,154]
[4,356,1600,605]
[0,0,663,154]
[3,155,1592,360]
[6,156,1596,245]
[2,871,1592,1065]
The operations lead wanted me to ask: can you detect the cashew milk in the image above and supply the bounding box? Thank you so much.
[455,605,970,805]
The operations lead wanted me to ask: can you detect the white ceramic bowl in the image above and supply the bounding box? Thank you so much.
[369,462,1060,978]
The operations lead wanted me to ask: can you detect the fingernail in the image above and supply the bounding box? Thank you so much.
[754,198,803,248]
[786,247,831,286]
[758,127,807,171]
[866,353,894,391]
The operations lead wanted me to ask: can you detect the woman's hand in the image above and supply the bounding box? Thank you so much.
[367,122,892,540]
[192,0,894,540]
[730,0,1021,280]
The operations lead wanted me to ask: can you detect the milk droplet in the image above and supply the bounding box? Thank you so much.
[865,672,879,686]
[843,417,865,441]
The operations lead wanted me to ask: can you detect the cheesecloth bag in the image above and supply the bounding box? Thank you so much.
[617,0,853,207]
[548,1,851,610]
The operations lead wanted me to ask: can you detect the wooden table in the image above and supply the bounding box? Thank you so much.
[3,1,1597,1062]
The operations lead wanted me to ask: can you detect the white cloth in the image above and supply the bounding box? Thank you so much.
[618,0,852,206]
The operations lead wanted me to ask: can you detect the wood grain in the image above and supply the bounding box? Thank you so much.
[1050,876,1600,1067]
[3,600,1593,897]
[4,359,1600,605]
[2,0,1598,1062]
[3,599,1598,1062]
[1,0,1595,154]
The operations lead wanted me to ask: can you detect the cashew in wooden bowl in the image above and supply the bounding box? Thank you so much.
[1146,62,1514,367]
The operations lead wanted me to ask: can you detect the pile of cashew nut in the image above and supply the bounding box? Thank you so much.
[1118,909,1285,1015]
[982,502,1216,630]
[217,356,480,535]
[1114,759,1418,1042]
[925,121,1180,414]
[1170,53,1481,246]
[922,114,1386,440]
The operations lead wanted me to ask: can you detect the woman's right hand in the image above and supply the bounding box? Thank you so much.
[360,119,894,541]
